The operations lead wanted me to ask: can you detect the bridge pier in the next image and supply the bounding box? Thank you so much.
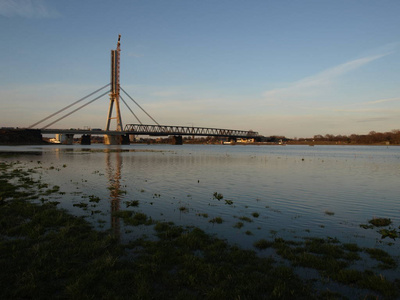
[104,135,121,145]
[121,134,130,145]
[81,134,91,145]
[62,134,74,145]
[171,135,183,145]
[104,134,130,145]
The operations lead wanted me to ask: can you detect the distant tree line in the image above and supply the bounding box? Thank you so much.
[295,129,400,145]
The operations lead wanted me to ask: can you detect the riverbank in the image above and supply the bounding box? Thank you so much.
[1,160,399,299]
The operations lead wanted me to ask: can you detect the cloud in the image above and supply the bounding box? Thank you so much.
[366,97,400,105]
[356,117,390,123]
[263,53,389,104]
[0,0,60,18]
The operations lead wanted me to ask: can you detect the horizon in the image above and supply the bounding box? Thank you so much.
[1,1,399,138]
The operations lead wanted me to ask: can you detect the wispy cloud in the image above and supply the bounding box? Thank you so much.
[263,53,389,104]
[0,0,60,18]
[356,117,390,123]
[366,97,400,105]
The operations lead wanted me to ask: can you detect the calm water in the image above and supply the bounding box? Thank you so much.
[1,144,400,255]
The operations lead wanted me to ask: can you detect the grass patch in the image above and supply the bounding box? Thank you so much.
[238,216,253,222]
[113,210,153,226]
[212,192,223,200]
[196,213,208,218]
[125,200,139,207]
[73,202,88,209]
[378,228,399,240]
[179,206,189,213]
[365,248,397,269]
[88,195,101,203]
[233,222,244,229]
[209,217,223,224]
[368,217,392,227]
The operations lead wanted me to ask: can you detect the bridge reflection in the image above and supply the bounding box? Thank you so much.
[106,149,123,239]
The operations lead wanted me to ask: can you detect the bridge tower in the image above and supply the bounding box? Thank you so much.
[105,35,124,145]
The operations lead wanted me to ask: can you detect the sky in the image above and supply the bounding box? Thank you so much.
[0,0,399,138]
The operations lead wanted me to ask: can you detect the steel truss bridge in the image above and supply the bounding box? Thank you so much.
[123,124,258,138]
[41,124,258,138]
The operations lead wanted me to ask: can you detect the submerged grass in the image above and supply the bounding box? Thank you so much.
[253,236,399,298]
[1,160,399,299]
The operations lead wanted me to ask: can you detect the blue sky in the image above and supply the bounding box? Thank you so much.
[1,0,399,138]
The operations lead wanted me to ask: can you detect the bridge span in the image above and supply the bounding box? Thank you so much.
[41,124,260,145]
[124,124,258,138]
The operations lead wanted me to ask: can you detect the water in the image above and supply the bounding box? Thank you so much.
[1,144,400,255]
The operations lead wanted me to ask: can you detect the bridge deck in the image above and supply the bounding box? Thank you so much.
[40,124,258,138]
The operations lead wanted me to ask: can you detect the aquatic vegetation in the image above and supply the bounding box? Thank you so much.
[209,217,223,224]
[324,210,335,216]
[245,230,253,235]
[365,248,397,269]
[369,217,392,227]
[238,216,253,223]
[47,201,60,206]
[113,210,153,226]
[251,212,259,218]
[73,202,88,209]
[212,192,223,200]
[234,222,244,229]
[125,200,139,207]
[360,217,399,241]
[179,206,189,212]
[360,224,374,229]
[224,199,233,205]
[254,239,273,250]
[41,185,61,196]
[196,213,208,218]
[88,195,101,203]
[379,228,399,240]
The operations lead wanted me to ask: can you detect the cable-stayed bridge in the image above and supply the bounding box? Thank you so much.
[29,36,261,145]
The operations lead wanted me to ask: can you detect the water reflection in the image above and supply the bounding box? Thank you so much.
[106,150,122,239]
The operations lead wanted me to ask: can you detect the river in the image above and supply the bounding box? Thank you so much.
[1,144,399,256]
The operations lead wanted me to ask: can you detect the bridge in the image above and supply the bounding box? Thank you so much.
[29,35,262,145]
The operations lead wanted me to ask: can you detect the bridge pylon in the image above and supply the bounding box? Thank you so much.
[105,34,124,145]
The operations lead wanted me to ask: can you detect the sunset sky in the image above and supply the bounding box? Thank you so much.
[1,0,399,138]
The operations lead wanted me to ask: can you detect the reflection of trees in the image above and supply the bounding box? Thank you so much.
[106,149,122,239]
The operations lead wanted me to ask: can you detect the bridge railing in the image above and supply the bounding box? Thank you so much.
[124,124,258,137]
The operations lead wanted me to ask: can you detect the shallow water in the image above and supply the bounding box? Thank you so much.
[1,144,400,255]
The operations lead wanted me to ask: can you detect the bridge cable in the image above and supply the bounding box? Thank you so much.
[41,90,110,129]
[28,83,111,129]
[120,95,142,124]
[120,86,160,126]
